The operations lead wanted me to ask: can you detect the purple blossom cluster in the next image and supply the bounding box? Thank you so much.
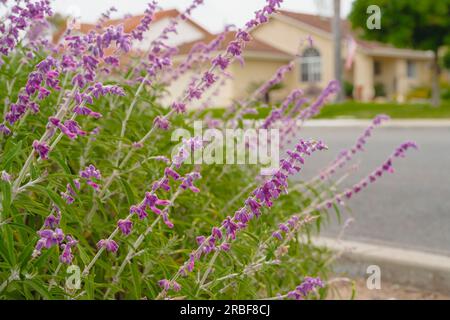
[286,277,324,300]
[79,164,102,190]
[131,2,158,41]
[271,215,300,240]
[60,179,80,204]
[4,56,60,128]
[1,170,12,182]
[95,7,118,30]
[60,165,101,204]
[97,239,119,253]
[158,279,181,292]
[188,0,284,103]
[0,0,52,62]
[167,26,233,83]
[138,0,205,82]
[33,206,78,264]
[32,140,50,160]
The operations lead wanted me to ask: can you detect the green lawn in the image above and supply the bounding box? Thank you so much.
[200,100,450,119]
[316,101,450,119]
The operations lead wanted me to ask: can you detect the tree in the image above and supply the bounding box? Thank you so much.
[348,0,450,106]
[444,51,450,71]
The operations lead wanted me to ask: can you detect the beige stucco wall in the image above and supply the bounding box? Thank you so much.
[353,52,374,101]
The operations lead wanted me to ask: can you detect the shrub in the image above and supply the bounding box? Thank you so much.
[0,0,417,300]
[343,81,354,99]
[407,86,432,100]
[374,82,386,97]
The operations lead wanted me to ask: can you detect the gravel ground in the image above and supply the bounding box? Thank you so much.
[326,277,450,300]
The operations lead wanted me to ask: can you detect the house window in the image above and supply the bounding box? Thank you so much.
[374,61,382,75]
[300,47,321,82]
[407,60,416,78]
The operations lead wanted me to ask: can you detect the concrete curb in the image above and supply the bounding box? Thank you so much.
[302,119,450,128]
[313,237,450,294]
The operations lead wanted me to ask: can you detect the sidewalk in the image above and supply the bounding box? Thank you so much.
[302,119,450,127]
[313,237,450,295]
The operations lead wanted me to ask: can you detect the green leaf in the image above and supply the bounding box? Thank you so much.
[119,178,135,206]
[1,181,12,217]
[1,141,23,170]
[130,263,142,299]
[25,279,51,300]
[1,225,16,266]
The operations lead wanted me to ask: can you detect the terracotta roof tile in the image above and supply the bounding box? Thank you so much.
[176,31,293,58]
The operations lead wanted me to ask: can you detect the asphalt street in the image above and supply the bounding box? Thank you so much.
[287,124,450,256]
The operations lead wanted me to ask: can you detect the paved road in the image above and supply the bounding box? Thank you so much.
[287,124,450,256]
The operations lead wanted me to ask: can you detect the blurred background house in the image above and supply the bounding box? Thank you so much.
[52,8,436,107]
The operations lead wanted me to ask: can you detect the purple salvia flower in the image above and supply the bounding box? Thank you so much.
[286,277,324,300]
[0,124,11,135]
[272,231,283,240]
[212,55,230,70]
[117,219,133,236]
[158,279,171,291]
[44,211,61,229]
[131,1,158,41]
[153,116,170,130]
[80,164,102,180]
[172,281,182,292]
[97,239,119,253]
[172,102,186,114]
[59,236,78,265]
[130,205,148,220]
[1,170,12,182]
[32,140,50,159]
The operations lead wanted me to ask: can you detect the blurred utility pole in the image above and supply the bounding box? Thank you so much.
[332,0,344,102]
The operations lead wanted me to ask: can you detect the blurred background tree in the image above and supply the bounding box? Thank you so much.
[348,0,450,106]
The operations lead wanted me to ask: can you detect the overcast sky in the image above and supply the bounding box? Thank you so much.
[49,0,353,33]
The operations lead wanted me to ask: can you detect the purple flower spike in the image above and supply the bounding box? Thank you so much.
[287,277,324,300]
